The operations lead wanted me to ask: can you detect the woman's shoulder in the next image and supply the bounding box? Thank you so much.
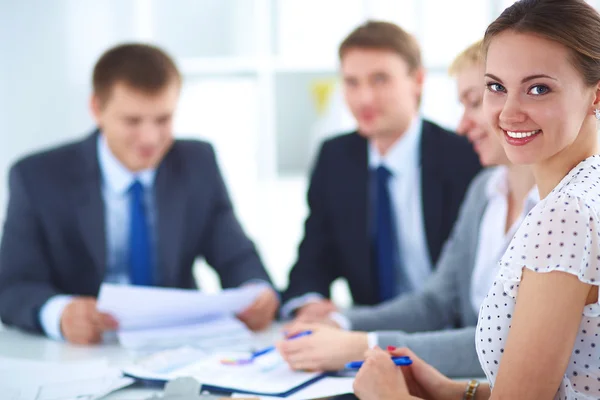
[553,154,600,198]
[499,157,600,283]
[542,157,600,218]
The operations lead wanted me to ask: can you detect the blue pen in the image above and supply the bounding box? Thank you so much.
[251,330,313,359]
[345,356,412,369]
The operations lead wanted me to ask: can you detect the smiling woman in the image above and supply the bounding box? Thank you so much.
[474,2,600,397]
[352,1,600,399]
[483,31,596,169]
[451,40,510,167]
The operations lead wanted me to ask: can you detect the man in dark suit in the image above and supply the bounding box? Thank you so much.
[282,21,481,321]
[0,43,279,344]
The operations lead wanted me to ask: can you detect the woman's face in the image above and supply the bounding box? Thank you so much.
[455,61,509,167]
[483,30,597,167]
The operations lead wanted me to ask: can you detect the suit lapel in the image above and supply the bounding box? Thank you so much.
[154,148,186,286]
[73,132,106,280]
[419,121,444,266]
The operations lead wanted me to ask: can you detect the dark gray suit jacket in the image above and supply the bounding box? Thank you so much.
[0,131,272,333]
[283,120,482,306]
[345,168,496,378]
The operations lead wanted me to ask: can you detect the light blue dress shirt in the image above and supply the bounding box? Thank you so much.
[367,116,432,291]
[39,135,157,340]
[281,116,433,318]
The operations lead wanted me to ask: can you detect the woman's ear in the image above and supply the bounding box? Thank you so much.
[590,83,600,119]
[593,83,600,109]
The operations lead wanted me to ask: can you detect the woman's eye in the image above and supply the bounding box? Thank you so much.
[529,85,550,95]
[486,82,505,93]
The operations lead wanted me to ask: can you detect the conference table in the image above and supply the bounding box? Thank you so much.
[0,322,319,399]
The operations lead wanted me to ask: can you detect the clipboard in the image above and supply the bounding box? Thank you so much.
[123,348,327,397]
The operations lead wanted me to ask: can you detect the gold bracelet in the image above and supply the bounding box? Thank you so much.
[463,379,480,400]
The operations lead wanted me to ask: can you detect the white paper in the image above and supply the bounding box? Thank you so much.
[231,376,355,399]
[124,349,323,396]
[97,283,265,330]
[118,316,252,351]
[2,386,38,400]
[0,356,133,400]
[36,375,133,400]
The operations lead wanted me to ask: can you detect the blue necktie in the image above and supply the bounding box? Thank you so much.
[129,180,152,286]
[373,166,408,302]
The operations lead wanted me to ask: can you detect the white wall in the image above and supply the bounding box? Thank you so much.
[7,0,587,304]
[0,0,149,218]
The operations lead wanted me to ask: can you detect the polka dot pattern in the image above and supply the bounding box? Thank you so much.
[476,156,600,399]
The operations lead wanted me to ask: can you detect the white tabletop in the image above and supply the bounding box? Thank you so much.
[0,322,283,399]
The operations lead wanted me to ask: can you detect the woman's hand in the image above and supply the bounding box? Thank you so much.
[353,346,413,400]
[389,347,465,400]
[276,322,368,371]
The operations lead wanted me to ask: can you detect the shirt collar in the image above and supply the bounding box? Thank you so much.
[524,186,540,213]
[368,116,422,176]
[486,166,539,212]
[485,166,509,199]
[97,134,156,195]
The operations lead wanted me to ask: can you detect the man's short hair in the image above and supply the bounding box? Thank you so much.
[92,43,181,106]
[338,20,422,72]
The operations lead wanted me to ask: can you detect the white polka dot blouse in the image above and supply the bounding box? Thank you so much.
[476,155,600,399]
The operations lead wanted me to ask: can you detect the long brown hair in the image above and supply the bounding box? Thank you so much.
[483,0,600,87]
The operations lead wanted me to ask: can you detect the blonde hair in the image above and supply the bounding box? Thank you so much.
[448,40,483,77]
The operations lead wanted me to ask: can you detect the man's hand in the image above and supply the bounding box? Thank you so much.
[276,322,368,371]
[293,299,337,323]
[60,297,118,345]
[237,287,279,331]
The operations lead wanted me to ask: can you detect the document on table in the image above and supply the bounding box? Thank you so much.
[123,347,324,396]
[231,376,355,399]
[118,315,253,351]
[97,283,264,350]
[97,283,266,330]
[0,356,133,400]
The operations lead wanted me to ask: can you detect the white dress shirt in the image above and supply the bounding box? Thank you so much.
[38,135,156,340]
[282,116,432,318]
[469,166,539,314]
[368,116,432,292]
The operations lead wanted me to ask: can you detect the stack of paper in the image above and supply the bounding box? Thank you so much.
[118,316,252,351]
[97,283,264,351]
[0,356,133,400]
[123,348,325,397]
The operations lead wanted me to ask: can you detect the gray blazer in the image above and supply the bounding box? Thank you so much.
[0,131,272,334]
[345,168,497,378]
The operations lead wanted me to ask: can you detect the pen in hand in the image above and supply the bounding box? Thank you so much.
[345,356,412,369]
[252,330,313,358]
[220,331,314,366]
